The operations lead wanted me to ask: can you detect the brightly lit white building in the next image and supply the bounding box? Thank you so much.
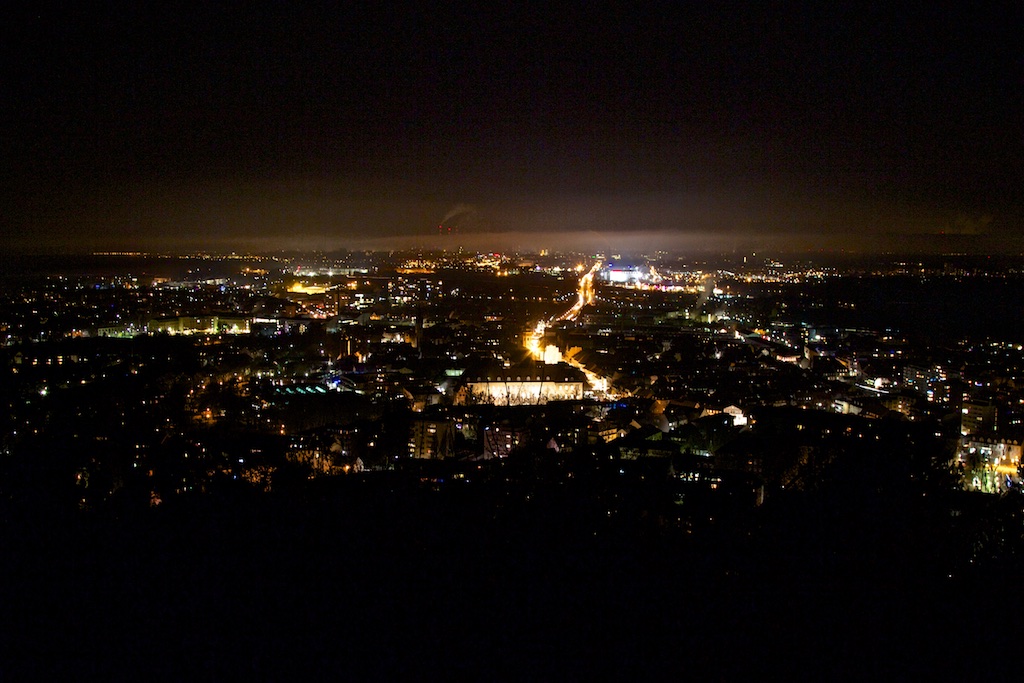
[457,362,586,406]
[601,266,646,285]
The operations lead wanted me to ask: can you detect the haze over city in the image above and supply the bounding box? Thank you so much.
[3,3,1022,255]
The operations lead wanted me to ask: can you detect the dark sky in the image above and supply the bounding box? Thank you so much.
[3,2,1022,253]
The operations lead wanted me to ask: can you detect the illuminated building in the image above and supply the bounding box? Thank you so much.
[903,363,958,400]
[601,265,646,285]
[958,433,1022,493]
[408,418,455,459]
[482,423,529,459]
[961,399,997,436]
[457,361,585,406]
[148,316,251,335]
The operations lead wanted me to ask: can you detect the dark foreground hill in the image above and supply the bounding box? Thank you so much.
[3,474,1022,681]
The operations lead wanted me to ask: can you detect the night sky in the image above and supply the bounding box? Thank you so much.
[3,2,1022,254]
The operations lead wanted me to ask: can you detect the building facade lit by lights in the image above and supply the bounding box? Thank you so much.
[961,399,997,436]
[957,433,1022,493]
[456,361,586,406]
[601,265,647,285]
[147,316,251,335]
[408,418,455,459]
